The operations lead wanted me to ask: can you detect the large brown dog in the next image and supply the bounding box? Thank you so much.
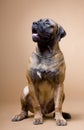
[12,19,71,126]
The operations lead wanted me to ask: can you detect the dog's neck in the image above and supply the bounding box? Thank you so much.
[36,41,60,58]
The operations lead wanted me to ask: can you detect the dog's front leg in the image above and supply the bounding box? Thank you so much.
[54,83,67,126]
[27,74,43,125]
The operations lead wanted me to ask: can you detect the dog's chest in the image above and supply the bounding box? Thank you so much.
[38,81,54,104]
[30,55,61,84]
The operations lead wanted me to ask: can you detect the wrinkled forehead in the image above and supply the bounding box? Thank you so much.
[37,18,57,26]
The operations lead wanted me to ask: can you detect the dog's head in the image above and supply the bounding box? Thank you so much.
[32,18,66,44]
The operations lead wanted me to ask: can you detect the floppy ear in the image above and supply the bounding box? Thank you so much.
[57,25,66,41]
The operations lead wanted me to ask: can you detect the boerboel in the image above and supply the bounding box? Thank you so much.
[12,18,71,126]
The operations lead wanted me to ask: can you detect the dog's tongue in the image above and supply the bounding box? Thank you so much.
[32,33,40,42]
[32,33,38,37]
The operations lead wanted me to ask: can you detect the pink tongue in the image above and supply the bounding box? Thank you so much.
[32,33,39,42]
[32,33,38,37]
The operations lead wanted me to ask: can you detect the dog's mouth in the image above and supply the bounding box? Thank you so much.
[32,28,40,42]
[32,30,51,43]
[32,27,54,43]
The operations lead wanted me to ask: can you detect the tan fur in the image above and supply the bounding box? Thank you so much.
[12,19,70,126]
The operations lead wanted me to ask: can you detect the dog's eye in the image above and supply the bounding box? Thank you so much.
[45,19,49,22]
[44,20,50,25]
[46,19,49,21]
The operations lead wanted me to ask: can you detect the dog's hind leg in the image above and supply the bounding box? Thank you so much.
[12,86,30,121]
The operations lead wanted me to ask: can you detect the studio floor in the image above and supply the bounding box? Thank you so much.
[0,99,84,130]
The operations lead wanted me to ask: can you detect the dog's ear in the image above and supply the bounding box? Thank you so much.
[57,25,66,41]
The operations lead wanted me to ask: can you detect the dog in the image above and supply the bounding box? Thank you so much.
[12,18,71,126]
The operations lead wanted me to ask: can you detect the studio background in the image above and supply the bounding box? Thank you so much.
[0,0,84,130]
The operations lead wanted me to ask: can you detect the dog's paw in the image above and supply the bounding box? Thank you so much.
[33,118,43,125]
[33,114,43,125]
[56,118,67,126]
[12,112,28,122]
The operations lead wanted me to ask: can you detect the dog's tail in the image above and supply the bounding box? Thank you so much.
[53,112,71,119]
[62,112,71,119]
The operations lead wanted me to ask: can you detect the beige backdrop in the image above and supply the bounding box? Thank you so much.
[0,0,84,104]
